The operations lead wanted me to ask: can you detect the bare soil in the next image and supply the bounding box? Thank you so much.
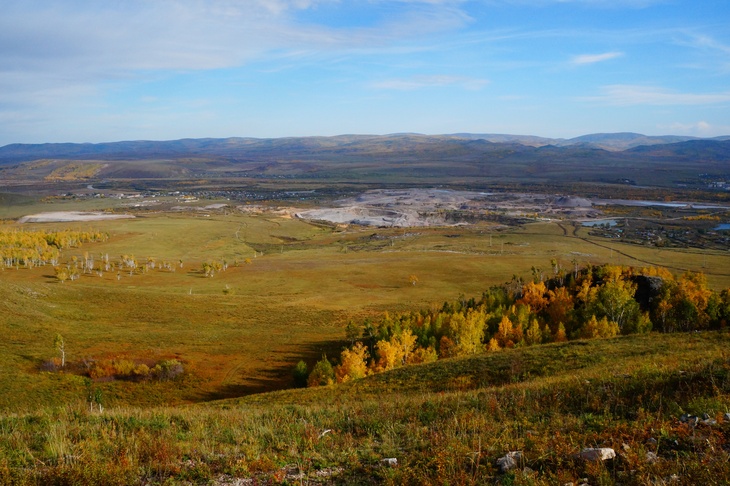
[17,211,136,223]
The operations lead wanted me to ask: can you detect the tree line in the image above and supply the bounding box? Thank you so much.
[0,229,108,269]
[300,263,730,386]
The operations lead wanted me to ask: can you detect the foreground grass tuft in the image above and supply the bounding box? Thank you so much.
[1,331,729,484]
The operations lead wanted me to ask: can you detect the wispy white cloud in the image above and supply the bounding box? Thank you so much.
[659,121,730,137]
[583,85,730,106]
[371,75,489,90]
[0,1,468,112]
[494,0,666,7]
[682,33,730,55]
[571,51,623,65]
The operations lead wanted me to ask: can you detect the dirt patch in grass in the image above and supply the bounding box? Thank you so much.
[18,211,135,223]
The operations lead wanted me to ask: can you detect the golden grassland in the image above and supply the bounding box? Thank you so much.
[1,207,730,414]
[0,198,729,483]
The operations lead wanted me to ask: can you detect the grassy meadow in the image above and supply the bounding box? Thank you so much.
[2,201,730,412]
[1,196,730,483]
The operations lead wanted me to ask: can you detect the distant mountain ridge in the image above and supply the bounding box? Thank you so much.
[1,132,728,163]
[1,133,728,188]
[449,132,714,150]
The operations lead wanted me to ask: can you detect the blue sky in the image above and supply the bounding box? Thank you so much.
[2,0,729,145]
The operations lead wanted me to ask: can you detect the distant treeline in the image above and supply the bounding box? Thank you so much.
[0,229,108,269]
[302,263,730,386]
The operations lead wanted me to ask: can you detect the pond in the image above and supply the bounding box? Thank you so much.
[582,219,618,227]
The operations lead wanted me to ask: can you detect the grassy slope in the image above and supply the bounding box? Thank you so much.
[1,332,728,484]
[0,199,729,483]
[1,208,730,414]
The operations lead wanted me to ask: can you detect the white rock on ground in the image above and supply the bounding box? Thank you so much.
[496,451,523,472]
[579,448,616,461]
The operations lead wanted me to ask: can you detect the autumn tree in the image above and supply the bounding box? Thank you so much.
[524,319,544,345]
[545,286,574,333]
[307,355,335,387]
[672,272,713,331]
[54,267,69,284]
[345,320,361,345]
[579,315,619,339]
[372,330,417,372]
[652,272,712,332]
[517,281,548,313]
[408,346,438,364]
[593,276,639,333]
[54,334,65,368]
[394,329,418,364]
[335,342,369,383]
[553,322,567,342]
[292,361,309,388]
[494,315,515,348]
[448,310,486,356]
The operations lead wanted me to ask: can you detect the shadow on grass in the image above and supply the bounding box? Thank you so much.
[200,338,347,401]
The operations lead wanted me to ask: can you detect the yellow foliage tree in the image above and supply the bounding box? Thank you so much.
[524,319,543,345]
[394,329,418,365]
[335,342,369,383]
[408,346,438,364]
[517,281,548,313]
[553,322,567,342]
[449,310,486,356]
[580,315,620,339]
[373,339,403,372]
[487,337,500,351]
[495,315,515,348]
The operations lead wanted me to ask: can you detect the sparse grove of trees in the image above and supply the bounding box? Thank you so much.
[0,229,107,269]
[303,263,730,387]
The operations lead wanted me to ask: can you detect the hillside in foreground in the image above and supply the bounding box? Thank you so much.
[2,331,729,484]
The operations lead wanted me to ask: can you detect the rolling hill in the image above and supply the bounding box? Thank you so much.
[0,133,728,189]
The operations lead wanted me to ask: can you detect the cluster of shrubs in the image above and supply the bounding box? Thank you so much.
[41,358,184,382]
[86,358,184,381]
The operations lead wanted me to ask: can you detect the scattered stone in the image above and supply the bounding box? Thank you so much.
[646,451,658,463]
[724,413,730,422]
[703,418,717,426]
[580,448,616,462]
[315,467,344,478]
[647,438,657,446]
[380,458,398,467]
[680,414,699,426]
[496,451,523,472]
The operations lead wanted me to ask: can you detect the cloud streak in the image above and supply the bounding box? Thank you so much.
[371,75,489,90]
[571,51,624,65]
[585,85,730,105]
